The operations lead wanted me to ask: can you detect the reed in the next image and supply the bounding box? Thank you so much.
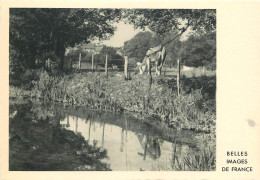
[12,69,215,133]
[151,146,216,171]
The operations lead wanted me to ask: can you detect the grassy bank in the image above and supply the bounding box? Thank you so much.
[10,69,216,134]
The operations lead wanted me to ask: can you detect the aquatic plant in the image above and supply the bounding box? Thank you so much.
[11,69,216,133]
[151,146,216,171]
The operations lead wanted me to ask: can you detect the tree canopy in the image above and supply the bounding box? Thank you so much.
[123,30,182,66]
[99,46,119,59]
[10,8,216,73]
[181,31,216,69]
[123,9,216,36]
[123,31,153,60]
[121,9,216,67]
[10,8,121,69]
[122,9,216,67]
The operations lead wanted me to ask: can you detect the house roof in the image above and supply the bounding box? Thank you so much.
[66,43,104,54]
[81,43,95,49]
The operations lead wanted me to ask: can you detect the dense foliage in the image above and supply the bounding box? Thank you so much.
[10,8,121,70]
[122,9,216,67]
[123,9,216,35]
[10,8,216,72]
[181,31,216,69]
[98,46,124,69]
[123,30,216,68]
[123,31,153,61]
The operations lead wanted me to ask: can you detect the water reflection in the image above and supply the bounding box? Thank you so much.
[9,103,110,171]
[136,134,161,160]
[10,103,214,171]
[60,114,192,171]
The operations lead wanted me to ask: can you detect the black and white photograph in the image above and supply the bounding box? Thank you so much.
[8,8,217,171]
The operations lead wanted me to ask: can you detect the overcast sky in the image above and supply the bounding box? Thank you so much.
[99,21,192,47]
[100,22,145,47]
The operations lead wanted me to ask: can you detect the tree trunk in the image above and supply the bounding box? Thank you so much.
[177,59,180,96]
[26,43,37,68]
[92,53,94,71]
[55,35,65,71]
[26,52,36,68]
[105,54,108,76]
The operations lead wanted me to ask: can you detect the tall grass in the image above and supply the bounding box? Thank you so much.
[11,69,215,133]
[175,147,216,171]
[152,146,216,171]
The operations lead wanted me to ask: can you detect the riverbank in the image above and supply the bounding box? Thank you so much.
[10,69,216,134]
[9,69,216,170]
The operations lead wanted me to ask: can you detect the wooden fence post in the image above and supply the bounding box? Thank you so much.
[78,53,81,70]
[69,57,72,70]
[47,58,52,72]
[124,56,128,80]
[147,57,152,88]
[147,57,151,76]
[177,59,180,96]
[92,53,94,71]
[50,59,52,73]
[105,54,108,76]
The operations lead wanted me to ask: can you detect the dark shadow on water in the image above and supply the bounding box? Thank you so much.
[136,134,161,160]
[9,103,110,171]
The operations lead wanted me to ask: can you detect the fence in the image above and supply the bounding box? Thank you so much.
[70,53,180,86]
[70,53,138,79]
[69,53,215,95]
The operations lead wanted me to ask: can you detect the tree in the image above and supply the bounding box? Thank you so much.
[10,8,122,70]
[99,46,118,59]
[122,30,184,67]
[149,30,182,67]
[124,9,216,36]
[123,31,153,61]
[123,9,216,67]
[10,9,216,72]
[180,31,216,68]
[98,46,124,69]
[122,29,184,67]
[65,46,90,63]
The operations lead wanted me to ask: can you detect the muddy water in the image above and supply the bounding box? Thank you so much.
[10,102,213,171]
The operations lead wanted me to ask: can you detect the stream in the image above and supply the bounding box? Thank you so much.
[9,102,214,171]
